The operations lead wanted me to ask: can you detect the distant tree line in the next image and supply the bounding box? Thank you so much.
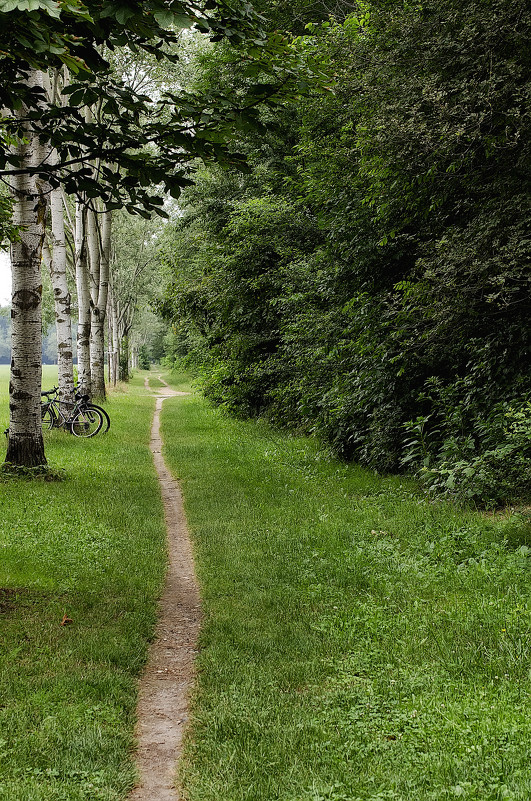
[161,0,531,505]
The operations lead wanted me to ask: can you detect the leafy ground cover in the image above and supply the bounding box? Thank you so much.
[0,367,167,801]
[160,370,531,801]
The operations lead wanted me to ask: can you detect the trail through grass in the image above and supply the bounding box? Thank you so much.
[0,368,166,801]
[1,366,530,801]
[160,370,531,801]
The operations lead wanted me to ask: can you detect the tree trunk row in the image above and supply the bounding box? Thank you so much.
[6,68,114,466]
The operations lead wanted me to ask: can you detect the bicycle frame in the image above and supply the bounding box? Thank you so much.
[41,387,109,437]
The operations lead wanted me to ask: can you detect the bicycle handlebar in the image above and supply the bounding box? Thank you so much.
[41,386,58,397]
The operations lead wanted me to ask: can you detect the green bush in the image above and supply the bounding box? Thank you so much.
[406,402,531,505]
[138,345,151,370]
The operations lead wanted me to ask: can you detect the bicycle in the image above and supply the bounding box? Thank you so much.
[41,387,105,438]
[73,388,111,434]
[41,387,61,430]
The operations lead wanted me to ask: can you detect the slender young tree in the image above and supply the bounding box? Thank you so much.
[107,210,162,380]
[107,288,119,385]
[88,204,111,398]
[45,70,76,405]
[74,199,91,394]
[48,178,75,404]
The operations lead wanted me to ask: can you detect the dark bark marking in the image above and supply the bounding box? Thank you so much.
[11,390,32,402]
[12,287,41,311]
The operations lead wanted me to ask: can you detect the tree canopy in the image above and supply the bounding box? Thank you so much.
[0,0,305,213]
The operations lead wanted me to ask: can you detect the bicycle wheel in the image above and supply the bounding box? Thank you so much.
[41,404,56,430]
[70,408,103,437]
[86,403,110,433]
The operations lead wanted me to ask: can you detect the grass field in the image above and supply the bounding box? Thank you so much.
[0,366,167,801]
[1,367,531,800]
[160,370,531,801]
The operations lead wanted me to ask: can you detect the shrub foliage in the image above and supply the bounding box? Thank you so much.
[161,0,531,505]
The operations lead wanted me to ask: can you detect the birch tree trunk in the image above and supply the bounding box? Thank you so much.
[75,200,91,394]
[108,287,119,385]
[44,68,75,404]
[6,69,47,466]
[119,335,129,381]
[107,294,112,385]
[89,206,111,397]
[112,297,119,385]
[49,173,75,404]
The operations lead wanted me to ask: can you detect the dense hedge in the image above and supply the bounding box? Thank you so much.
[161,0,531,505]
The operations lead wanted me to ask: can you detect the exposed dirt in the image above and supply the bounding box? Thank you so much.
[128,377,200,801]
[0,587,61,614]
[0,587,29,613]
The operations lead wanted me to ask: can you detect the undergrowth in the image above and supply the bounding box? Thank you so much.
[0,463,67,482]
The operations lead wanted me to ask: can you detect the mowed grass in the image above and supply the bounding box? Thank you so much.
[0,367,167,801]
[160,370,531,801]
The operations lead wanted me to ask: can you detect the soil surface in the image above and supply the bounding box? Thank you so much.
[128,377,200,801]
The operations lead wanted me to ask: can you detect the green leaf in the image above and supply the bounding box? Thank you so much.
[0,0,21,11]
[171,13,194,29]
[59,53,84,72]
[67,89,85,106]
[153,9,174,27]
[115,6,135,24]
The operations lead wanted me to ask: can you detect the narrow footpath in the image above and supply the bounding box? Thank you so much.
[129,376,200,801]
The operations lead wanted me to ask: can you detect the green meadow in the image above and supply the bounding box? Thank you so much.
[161,371,531,801]
[1,365,530,800]
[0,367,166,801]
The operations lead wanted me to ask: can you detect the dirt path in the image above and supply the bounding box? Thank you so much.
[128,376,200,801]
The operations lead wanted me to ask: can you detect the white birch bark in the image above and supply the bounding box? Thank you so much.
[89,206,111,397]
[49,166,75,404]
[108,287,119,385]
[43,69,75,405]
[87,204,100,298]
[6,69,47,466]
[107,294,112,384]
[75,200,91,394]
[112,296,119,385]
[74,104,97,395]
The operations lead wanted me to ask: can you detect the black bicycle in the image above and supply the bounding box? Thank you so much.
[41,387,108,438]
[74,388,111,434]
